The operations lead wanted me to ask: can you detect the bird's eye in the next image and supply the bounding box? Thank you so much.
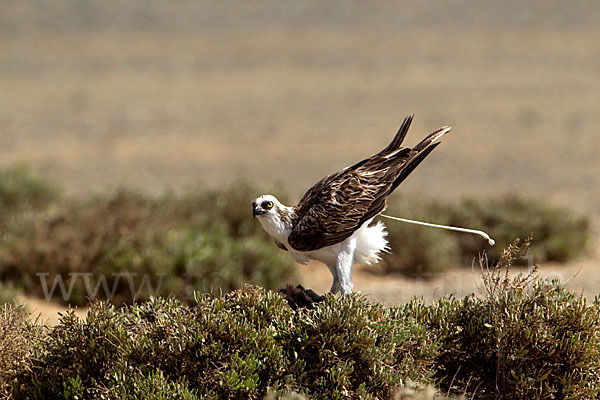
[266,201,274,209]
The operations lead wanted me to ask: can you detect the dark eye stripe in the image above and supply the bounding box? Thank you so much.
[262,201,273,208]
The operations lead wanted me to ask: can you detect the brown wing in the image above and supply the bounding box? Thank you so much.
[287,116,450,252]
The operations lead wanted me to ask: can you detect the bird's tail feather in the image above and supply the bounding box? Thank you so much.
[389,126,451,193]
[380,115,414,154]
[414,126,451,151]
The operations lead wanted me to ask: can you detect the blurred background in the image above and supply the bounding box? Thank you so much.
[1,0,599,318]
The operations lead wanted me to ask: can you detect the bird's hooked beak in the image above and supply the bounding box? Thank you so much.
[252,201,265,218]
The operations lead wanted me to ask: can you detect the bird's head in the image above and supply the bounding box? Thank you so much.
[252,194,295,238]
[252,194,281,219]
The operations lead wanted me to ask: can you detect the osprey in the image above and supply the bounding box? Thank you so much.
[252,116,450,295]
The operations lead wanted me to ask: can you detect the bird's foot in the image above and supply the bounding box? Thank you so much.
[278,284,325,310]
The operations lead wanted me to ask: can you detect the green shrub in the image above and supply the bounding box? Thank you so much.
[379,194,591,275]
[0,184,296,306]
[0,163,60,214]
[381,197,460,276]
[13,303,129,399]
[448,195,591,264]
[168,228,296,300]
[0,193,170,305]
[105,369,199,400]
[10,287,441,399]
[0,281,21,306]
[416,240,600,399]
[4,262,600,400]
[287,294,439,399]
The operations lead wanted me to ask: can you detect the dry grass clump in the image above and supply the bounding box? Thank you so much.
[0,304,40,399]
[417,239,600,399]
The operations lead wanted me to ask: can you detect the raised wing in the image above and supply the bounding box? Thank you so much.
[287,116,450,252]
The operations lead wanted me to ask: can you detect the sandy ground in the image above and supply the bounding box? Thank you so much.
[1,3,599,218]
[300,256,600,306]
[300,243,600,306]
[17,295,87,326]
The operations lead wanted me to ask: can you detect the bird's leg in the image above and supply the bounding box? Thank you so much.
[336,237,357,295]
[326,264,341,294]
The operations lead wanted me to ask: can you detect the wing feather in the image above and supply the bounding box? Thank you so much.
[287,118,450,252]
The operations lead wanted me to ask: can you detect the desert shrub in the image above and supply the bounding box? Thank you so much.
[104,369,199,400]
[12,303,130,399]
[0,163,60,214]
[169,228,296,299]
[285,294,439,399]
[0,304,40,399]
[0,192,173,305]
[381,197,460,276]
[379,194,591,274]
[173,289,294,398]
[10,287,441,399]
[0,163,593,304]
[416,240,600,399]
[0,183,296,306]
[388,308,440,384]
[448,195,591,264]
[5,267,600,400]
[0,281,21,306]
